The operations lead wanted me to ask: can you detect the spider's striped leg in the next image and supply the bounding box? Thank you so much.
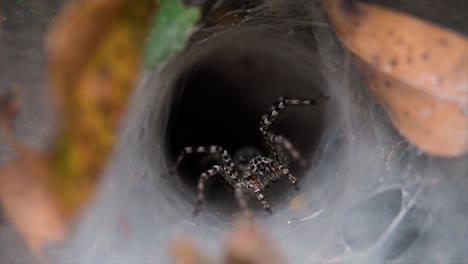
[259,94,329,162]
[245,182,273,214]
[277,164,300,190]
[172,145,235,173]
[259,94,328,188]
[234,182,251,217]
[259,130,299,191]
[256,189,273,214]
[193,165,238,216]
[273,135,308,167]
[260,94,329,131]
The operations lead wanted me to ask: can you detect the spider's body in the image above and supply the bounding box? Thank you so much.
[233,147,280,189]
[173,94,329,215]
[243,155,282,189]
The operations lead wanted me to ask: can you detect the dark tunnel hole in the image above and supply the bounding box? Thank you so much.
[163,35,330,216]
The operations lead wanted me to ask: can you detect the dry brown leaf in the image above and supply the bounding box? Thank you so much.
[323,0,468,157]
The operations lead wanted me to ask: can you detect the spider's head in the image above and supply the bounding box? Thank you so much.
[233,147,262,174]
[244,156,281,190]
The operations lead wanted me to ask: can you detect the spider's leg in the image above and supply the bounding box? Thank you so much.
[277,164,299,191]
[259,94,329,163]
[194,165,237,216]
[173,145,235,173]
[273,135,308,167]
[258,95,328,188]
[260,94,329,130]
[255,188,273,214]
[245,182,273,214]
[194,165,221,216]
[234,182,251,217]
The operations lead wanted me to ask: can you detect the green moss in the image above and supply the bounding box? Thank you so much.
[143,0,200,69]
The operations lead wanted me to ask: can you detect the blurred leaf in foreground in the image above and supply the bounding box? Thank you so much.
[170,237,216,264]
[48,0,158,217]
[0,91,65,263]
[0,0,158,261]
[170,218,285,264]
[144,0,200,69]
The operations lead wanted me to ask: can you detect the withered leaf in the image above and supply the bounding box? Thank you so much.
[1,0,158,261]
[47,0,158,216]
[323,0,468,157]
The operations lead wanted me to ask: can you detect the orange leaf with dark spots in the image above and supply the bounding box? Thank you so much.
[323,0,468,157]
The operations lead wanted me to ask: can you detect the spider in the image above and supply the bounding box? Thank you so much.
[173,94,329,216]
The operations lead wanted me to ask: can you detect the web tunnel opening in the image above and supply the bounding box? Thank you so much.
[163,33,330,217]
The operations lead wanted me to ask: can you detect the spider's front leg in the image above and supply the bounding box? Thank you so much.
[261,94,330,132]
[254,188,273,214]
[259,94,329,188]
[172,145,235,173]
[243,180,273,214]
[193,164,238,216]
[234,182,251,217]
[259,94,329,162]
